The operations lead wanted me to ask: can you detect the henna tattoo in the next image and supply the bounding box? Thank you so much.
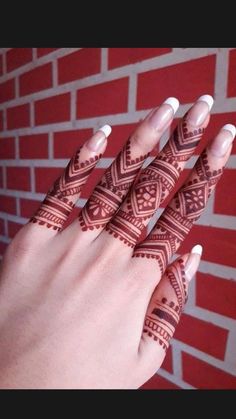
[78,139,149,230]
[143,299,180,351]
[134,150,224,273]
[106,117,204,247]
[166,258,187,311]
[30,148,101,231]
[144,259,187,349]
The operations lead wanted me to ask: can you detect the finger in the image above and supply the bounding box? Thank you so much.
[77,98,179,238]
[29,125,111,235]
[138,245,202,370]
[133,124,236,273]
[105,95,213,248]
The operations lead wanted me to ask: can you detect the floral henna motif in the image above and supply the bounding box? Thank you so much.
[78,139,149,230]
[30,148,101,231]
[144,259,187,349]
[106,117,204,247]
[133,150,224,274]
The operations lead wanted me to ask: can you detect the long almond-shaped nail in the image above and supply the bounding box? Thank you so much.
[186,95,214,127]
[209,124,236,158]
[86,125,112,152]
[148,97,179,131]
[185,244,203,282]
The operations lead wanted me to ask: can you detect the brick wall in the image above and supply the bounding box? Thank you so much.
[0,48,236,389]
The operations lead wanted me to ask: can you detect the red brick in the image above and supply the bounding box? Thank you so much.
[54,129,93,158]
[80,168,105,199]
[35,167,63,193]
[37,48,59,57]
[20,198,40,218]
[104,123,139,158]
[0,79,15,103]
[7,103,30,129]
[35,93,70,125]
[58,49,101,84]
[227,49,236,97]
[0,137,15,158]
[0,110,3,131]
[196,272,236,320]
[0,195,16,214]
[182,352,236,389]
[141,374,180,389]
[137,55,216,109]
[161,345,173,373]
[0,167,3,188]
[21,201,38,220]
[6,167,30,191]
[0,218,4,235]
[8,221,23,238]
[175,313,228,359]
[76,78,129,119]
[19,63,52,96]
[19,134,48,159]
[109,48,172,69]
[179,225,236,268]
[214,169,236,216]
[0,54,3,76]
[0,241,8,256]
[6,48,32,72]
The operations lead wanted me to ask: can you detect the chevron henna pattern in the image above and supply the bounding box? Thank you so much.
[106,117,204,247]
[78,139,149,230]
[30,148,101,231]
[133,150,224,274]
[143,259,187,349]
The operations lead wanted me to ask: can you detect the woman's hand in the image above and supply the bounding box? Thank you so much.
[0,95,234,389]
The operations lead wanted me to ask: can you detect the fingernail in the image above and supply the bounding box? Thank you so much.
[185,244,203,282]
[186,94,214,127]
[210,124,236,157]
[86,125,112,152]
[148,97,179,131]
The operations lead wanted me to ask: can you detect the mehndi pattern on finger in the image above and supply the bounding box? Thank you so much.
[143,259,186,350]
[106,117,204,247]
[133,150,224,274]
[30,148,101,231]
[78,138,149,230]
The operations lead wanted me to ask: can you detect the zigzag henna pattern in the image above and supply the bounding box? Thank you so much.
[134,149,224,274]
[78,139,149,230]
[144,259,187,348]
[30,148,101,231]
[106,117,204,247]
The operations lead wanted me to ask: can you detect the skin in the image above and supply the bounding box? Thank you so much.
[0,97,233,389]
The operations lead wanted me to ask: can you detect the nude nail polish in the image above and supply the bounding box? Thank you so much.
[210,124,236,158]
[185,244,203,282]
[148,97,179,131]
[186,94,214,127]
[86,125,112,152]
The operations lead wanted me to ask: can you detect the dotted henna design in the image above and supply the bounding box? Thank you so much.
[106,117,204,248]
[144,259,187,349]
[78,138,149,230]
[134,149,224,274]
[30,148,101,231]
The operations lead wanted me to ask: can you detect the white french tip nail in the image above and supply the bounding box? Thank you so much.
[191,244,203,256]
[222,124,236,139]
[197,95,214,111]
[99,124,112,138]
[164,97,179,114]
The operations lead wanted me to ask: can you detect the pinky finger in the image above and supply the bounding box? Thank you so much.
[138,245,202,373]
